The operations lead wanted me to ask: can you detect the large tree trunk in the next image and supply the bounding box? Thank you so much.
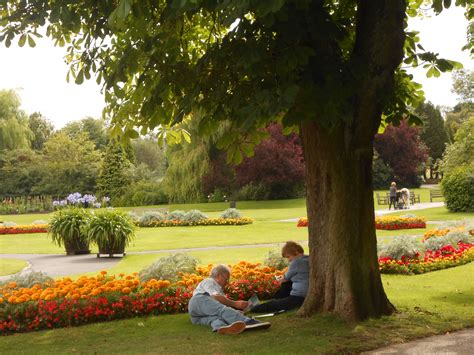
[298,0,406,321]
[299,121,395,320]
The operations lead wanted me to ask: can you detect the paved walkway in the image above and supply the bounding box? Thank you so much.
[364,328,474,354]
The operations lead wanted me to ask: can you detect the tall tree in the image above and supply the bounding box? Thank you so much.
[440,117,474,176]
[61,117,109,151]
[96,139,132,201]
[28,112,54,150]
[1,0,471,321]
[131,138,167,178]
[374,120,428,187]
[0,149,42,196]
[35,132,101,195]
[234,123,305,199]
[0,89,31,150]
[415,102,449,179]
[451,69,474,103]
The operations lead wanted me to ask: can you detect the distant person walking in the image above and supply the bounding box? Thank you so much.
[389,182,397,210]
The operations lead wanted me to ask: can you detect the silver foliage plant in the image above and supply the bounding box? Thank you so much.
[264,249,289,270]
[424,231,473,252]
[183,209,208,223]
[167,210,186,221]
[220,208,242,219]
[138,211,166,226]
[378,235,423,260]
[139,253,199,282]
[0,270,53,290]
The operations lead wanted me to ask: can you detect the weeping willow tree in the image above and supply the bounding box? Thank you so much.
[163,139,210,203]
[163,117,210,203]
[0,89,31,150]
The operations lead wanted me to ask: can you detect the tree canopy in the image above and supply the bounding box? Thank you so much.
[1,0,472,321]
[0,89,31,150]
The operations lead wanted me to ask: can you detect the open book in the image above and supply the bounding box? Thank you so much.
[243,294,260,313]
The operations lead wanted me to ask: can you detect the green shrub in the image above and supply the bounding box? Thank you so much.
[115,181,168,207]
[207,189,228,203]
[167,210,186,221]
[183,209,207,223]
[87,210,136,252]
[220,208,242,219]
[0,270,53,289]
[372,153,394,189]
[378,235,422,260]
[139,253,199,282]
[264,249,288,270]
[441,165,474,212]
[138,211,166,227]
[49,208,91,248]
[237,182,270,201]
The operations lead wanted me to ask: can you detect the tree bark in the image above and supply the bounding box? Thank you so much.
[298,0,406,321]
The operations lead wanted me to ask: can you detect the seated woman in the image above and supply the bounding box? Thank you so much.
[250,241,309,313]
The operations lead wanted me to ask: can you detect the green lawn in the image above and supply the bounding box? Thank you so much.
[390,206,474,221]
[0,258,28,276]
[1,262,473,353]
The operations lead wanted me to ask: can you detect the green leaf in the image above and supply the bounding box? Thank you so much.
[181,129,191,143]
[27,35,36,48]
[18,34,26,47]
[241,143,254,157]
[75,69,84,84]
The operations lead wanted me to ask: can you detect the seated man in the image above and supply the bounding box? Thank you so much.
[188,264,270,335]
[250,241,309,313]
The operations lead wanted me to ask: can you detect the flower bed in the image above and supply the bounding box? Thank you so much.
[375,216,426,230]
[423,226,473,241]
[297,216,427,230]
[0,262,282,335]
[140,217,254,227]
[0,224,49,235]
[379,242,474,275]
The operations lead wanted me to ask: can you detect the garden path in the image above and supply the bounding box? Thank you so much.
[364,328,474,354]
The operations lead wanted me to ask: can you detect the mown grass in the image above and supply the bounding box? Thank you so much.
[390,206,474,221]
[1,262,473,354]
[0,219,441,255]
[0,258,28,276]
[0,187,443,224]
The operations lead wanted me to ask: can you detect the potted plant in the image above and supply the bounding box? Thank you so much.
[87,209,135,257]
[49,208,91,255]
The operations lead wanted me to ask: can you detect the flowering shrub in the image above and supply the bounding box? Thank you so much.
[53,193,110,209]
[375,216,426,230]
[0,224,49,235]
[297,217,308,227]
[0,262,283,335]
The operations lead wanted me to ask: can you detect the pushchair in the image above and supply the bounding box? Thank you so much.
[395,192,405,210]
[396,189,410,209]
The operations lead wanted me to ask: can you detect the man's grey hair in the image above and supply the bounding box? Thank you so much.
[210,264,231,279]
